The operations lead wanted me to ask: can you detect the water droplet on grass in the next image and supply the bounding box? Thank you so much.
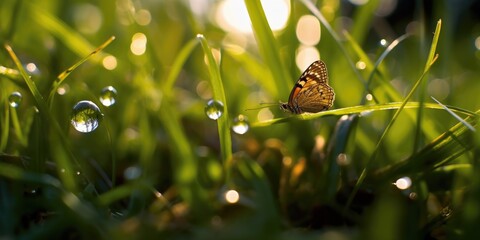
[232,114,249,134]
[205,99,224,120]
[71,100,103,133]
[99,86,117,107]
[9,92,22,108]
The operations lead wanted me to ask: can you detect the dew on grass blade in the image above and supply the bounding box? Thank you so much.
[99,86,117,107]
[205,99,224,120]
[232,114,249,134]
[9,91,22,108]
[71,100,103,133]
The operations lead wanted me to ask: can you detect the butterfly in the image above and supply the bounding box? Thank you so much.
[280,60,335,114]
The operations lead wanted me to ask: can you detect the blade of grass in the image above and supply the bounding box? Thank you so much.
[244,0,290,97]
[431,96,475,132]
[346,21,442,209]
[251,102,476,127]
[158,100,211,218]
[161,38,198,92]
[9,106,27,146]
[5,44,78,192]
[0,162,61,188]
[414,20,442,151]
[27,2,107,61]
[371,112,478,182]
[0,101,10,151]
[47,36,116,107]
[197,34,233,180]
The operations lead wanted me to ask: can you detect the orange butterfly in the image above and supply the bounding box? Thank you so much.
[280,60,335,114]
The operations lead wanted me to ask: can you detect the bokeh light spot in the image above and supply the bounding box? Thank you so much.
[225,190,240,204]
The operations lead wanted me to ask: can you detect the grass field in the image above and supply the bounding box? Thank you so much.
[1,0,480,239]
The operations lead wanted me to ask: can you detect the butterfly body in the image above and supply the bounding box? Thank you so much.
[280,60,335,114]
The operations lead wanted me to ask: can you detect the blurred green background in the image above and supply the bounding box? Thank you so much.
[1,0,480,239]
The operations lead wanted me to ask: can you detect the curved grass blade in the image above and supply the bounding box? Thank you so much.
[1,101,10,151]
[371,112,478,182]
[347,20,442,209]
[431,96,475,132]
[414,20,443,150]
[28,3,106,61]
[158,100,211,218]
[5,44,78,192]
[251,102,476,127]
[161,38,198,92]
[48,36,116,107]
[197,34,233,178]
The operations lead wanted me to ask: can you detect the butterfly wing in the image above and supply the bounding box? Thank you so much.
[285,60,335,113]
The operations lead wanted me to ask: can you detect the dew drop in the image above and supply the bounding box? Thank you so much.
[99,86,117,107]
[205,99,224,120]
[232,114,249,134]
[8,92,22,108]
[71,100,103,133]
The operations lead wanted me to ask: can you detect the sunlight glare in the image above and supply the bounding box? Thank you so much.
[215,0,290,33]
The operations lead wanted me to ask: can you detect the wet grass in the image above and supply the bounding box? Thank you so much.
[1,0,480,239]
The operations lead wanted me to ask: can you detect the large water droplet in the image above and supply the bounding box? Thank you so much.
[232,114,249,134]
[8,92,22,108]
[205,99,224,120]
[99,86,117,107]
[71,100,103,133]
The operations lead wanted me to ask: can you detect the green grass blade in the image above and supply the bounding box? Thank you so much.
[9,107,27,146]
[161,38,198,92]
[1,101,10,151]
[48,36,116,106]
[158,101,211,218]
[371,112,478,182]
[414,20,442,150]
[431,96,475,132]
[197,34,233,177]
[27,3,106,61]
[251,102,476,127]
[0,161,62,188]
[347,21,442,209]
[244,0,290,97]
[5,44,78,192]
